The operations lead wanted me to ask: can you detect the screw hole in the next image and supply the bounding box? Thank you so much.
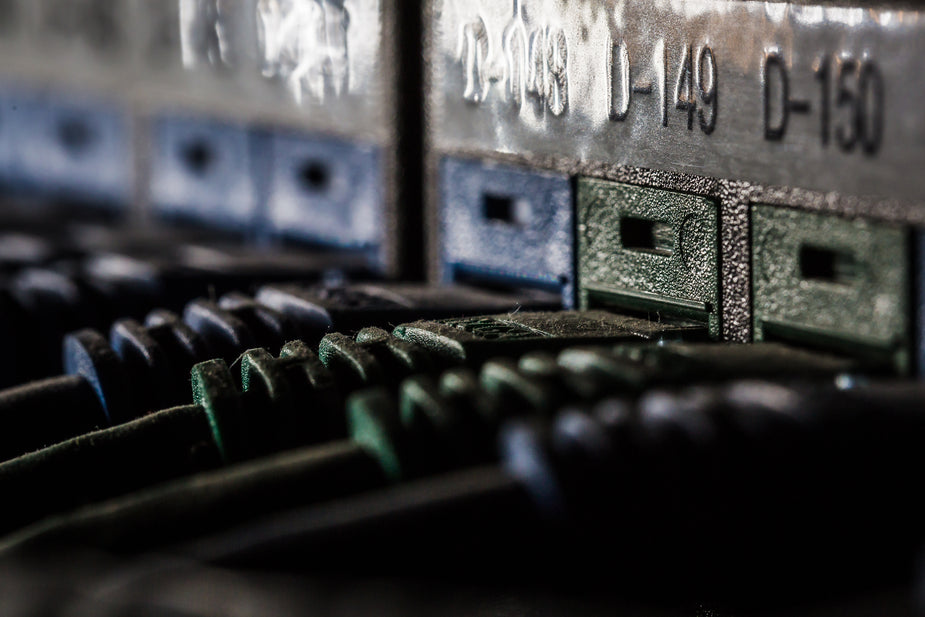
[297,160,329,192]
[181,141,215,176]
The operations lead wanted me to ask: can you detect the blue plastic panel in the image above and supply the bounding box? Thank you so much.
[1,89,131,206]
[265,131,382,255]
[440,157,574,306]
[0,89,13,184]
[149,116,259,231]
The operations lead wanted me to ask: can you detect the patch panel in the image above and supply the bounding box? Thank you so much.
[0,1,922,614]
[426,0,925,360]
[0,0,413,275]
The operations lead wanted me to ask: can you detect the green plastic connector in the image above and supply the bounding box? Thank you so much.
[191,359,246,465]
[578,179,721,338]
[751,205,910,373]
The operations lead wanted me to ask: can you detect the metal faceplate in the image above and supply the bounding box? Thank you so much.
[431,0,925,203]
[154,0,387,139]
[0,0,388,140]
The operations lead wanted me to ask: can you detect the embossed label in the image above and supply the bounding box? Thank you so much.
[180,0,239,69]
[257,0,351,103]
[763,49,883,154]
[434,0,925,202]
[0,0,386,140]
[456,0,569,116]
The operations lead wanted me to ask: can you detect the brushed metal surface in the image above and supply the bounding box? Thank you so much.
[0,0,388,139]
[431,0,925,202]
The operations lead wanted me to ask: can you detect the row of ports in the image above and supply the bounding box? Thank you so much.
[439,157,914,374]
[0,92,913,376]
[0,94,384,263]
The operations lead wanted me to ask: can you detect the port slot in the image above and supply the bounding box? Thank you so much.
[620,217,673,256]
[751,205,910,374]
[56,117,95,156]
[440,158,573,307]
[297,160,330,192]
[9,97,131,207]
[578,179,719,338]
[799,245,856,286]
[483,194,514,224]
[265,132,382,255]
[180,140,215,177]
[482,193,530,228]
[150,116,258,231]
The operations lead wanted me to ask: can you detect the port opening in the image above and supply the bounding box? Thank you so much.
[483,193,529,227]
[620,217,674,256]
[799,245,856,286]
[180,140,215,177]
[297,160,330,192]
[57,117,95,156]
